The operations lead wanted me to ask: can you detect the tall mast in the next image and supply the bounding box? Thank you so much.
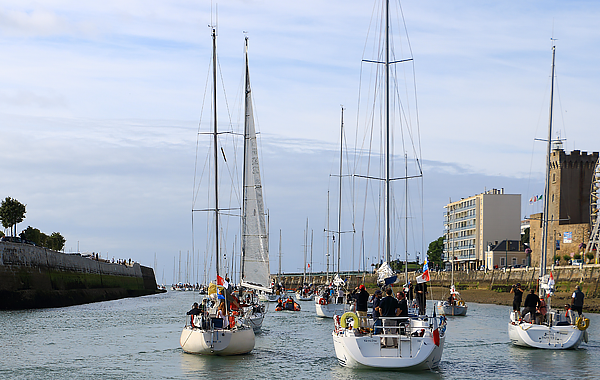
[404,153,408,284]
[212,27,220,280]
[278,229,282,280]
[326,190,330,282]
[540,44,556,283]
[337,106,344,275]
[303,218,308,284]
[240,36,250,285]
[384,0,391,263]
[310,229,313,284]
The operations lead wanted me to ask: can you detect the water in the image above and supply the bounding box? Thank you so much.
[1,291,598,380]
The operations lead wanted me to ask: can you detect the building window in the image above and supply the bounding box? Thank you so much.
[500,257,505,266]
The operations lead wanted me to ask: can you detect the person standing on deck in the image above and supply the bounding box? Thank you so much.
[571,285,585,316]
[510,283,523,317]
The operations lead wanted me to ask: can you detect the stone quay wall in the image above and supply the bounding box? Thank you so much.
[274,264,600,297]
[0,241,159,309]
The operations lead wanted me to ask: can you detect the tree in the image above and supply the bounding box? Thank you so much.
[47,232,66,251]
[0,197,26,236]
[20,226,47,246]
[427,236,445,267]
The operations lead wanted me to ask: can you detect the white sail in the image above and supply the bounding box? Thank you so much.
[241,38,270,293]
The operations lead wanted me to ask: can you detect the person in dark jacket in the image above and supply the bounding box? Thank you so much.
[510,283,523,317]
[186,302,202,328]
[522,289,539,323]
[372,289,383,334]
[571,285,585,316]
[352,284,369,327]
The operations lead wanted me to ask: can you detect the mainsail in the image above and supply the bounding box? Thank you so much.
[240,37,270,293]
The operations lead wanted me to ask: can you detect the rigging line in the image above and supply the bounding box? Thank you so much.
[193,60,214,209]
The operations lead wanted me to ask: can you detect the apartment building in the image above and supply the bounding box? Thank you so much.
[444,188,521,270]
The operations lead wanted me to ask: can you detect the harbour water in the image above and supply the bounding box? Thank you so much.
[1,291,599,380]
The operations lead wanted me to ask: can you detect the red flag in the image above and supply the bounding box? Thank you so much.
[217,275,225,286]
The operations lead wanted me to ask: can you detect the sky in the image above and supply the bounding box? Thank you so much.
[1,0,600,284]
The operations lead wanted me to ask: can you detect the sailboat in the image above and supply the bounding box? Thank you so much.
[436,240,467,316]
[238,35,271,332]
[507,43,590,349]
[297,219,314,301]
[332,0,446,369]
[179,28,255,356]
[315,107,349,318]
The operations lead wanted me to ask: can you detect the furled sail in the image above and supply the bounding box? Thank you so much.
[241,38,270,293]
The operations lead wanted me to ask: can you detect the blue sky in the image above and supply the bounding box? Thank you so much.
[1,1,599,284]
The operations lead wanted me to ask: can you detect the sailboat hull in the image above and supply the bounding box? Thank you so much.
[332,329,444,369]
[296,293,314,301]
[180,326,255,355]
[435,301,467,316]
[316,300,347,318]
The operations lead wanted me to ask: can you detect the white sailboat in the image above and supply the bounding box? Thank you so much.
[180,28,255,356]
[238,35,271,332]
[507,43,590,349]
[436,249,467,316]
[315,107,348,318]
[332,0,446,369]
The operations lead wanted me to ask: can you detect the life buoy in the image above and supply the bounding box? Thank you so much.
[319,298,327,305]
[275,306,283,311]
[340,312,359,329]
[576,316,590,331]
[457,300,465,307]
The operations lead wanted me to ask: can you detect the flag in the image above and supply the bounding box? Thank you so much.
[416,258,430,283]
[307,263,310,268]
[217,275,229,289]
[432,311,440,346]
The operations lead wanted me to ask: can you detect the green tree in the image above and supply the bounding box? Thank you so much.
[562,254,571,263]
[427,236,445,267]
[0,197,26,236]
[47,232,66,251]
[20,226,48,246]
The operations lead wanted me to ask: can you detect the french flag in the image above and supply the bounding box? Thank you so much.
[432,310,440,346]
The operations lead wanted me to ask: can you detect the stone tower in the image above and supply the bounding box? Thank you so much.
[530,147,599,267]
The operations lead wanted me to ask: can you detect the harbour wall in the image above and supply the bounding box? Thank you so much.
[0,241,160,309]
[275,265,600,297]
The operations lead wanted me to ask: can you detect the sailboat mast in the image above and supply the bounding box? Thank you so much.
[405,153,409,284]
[337,106,344,275]
[310,229,313,283]
[540,44,556,282]
[326,190,330,282]
[240,36,250,286]
[278,229,282,280]
[384,0,391,263]
[212,27,220,280]
[303,218,308,284]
